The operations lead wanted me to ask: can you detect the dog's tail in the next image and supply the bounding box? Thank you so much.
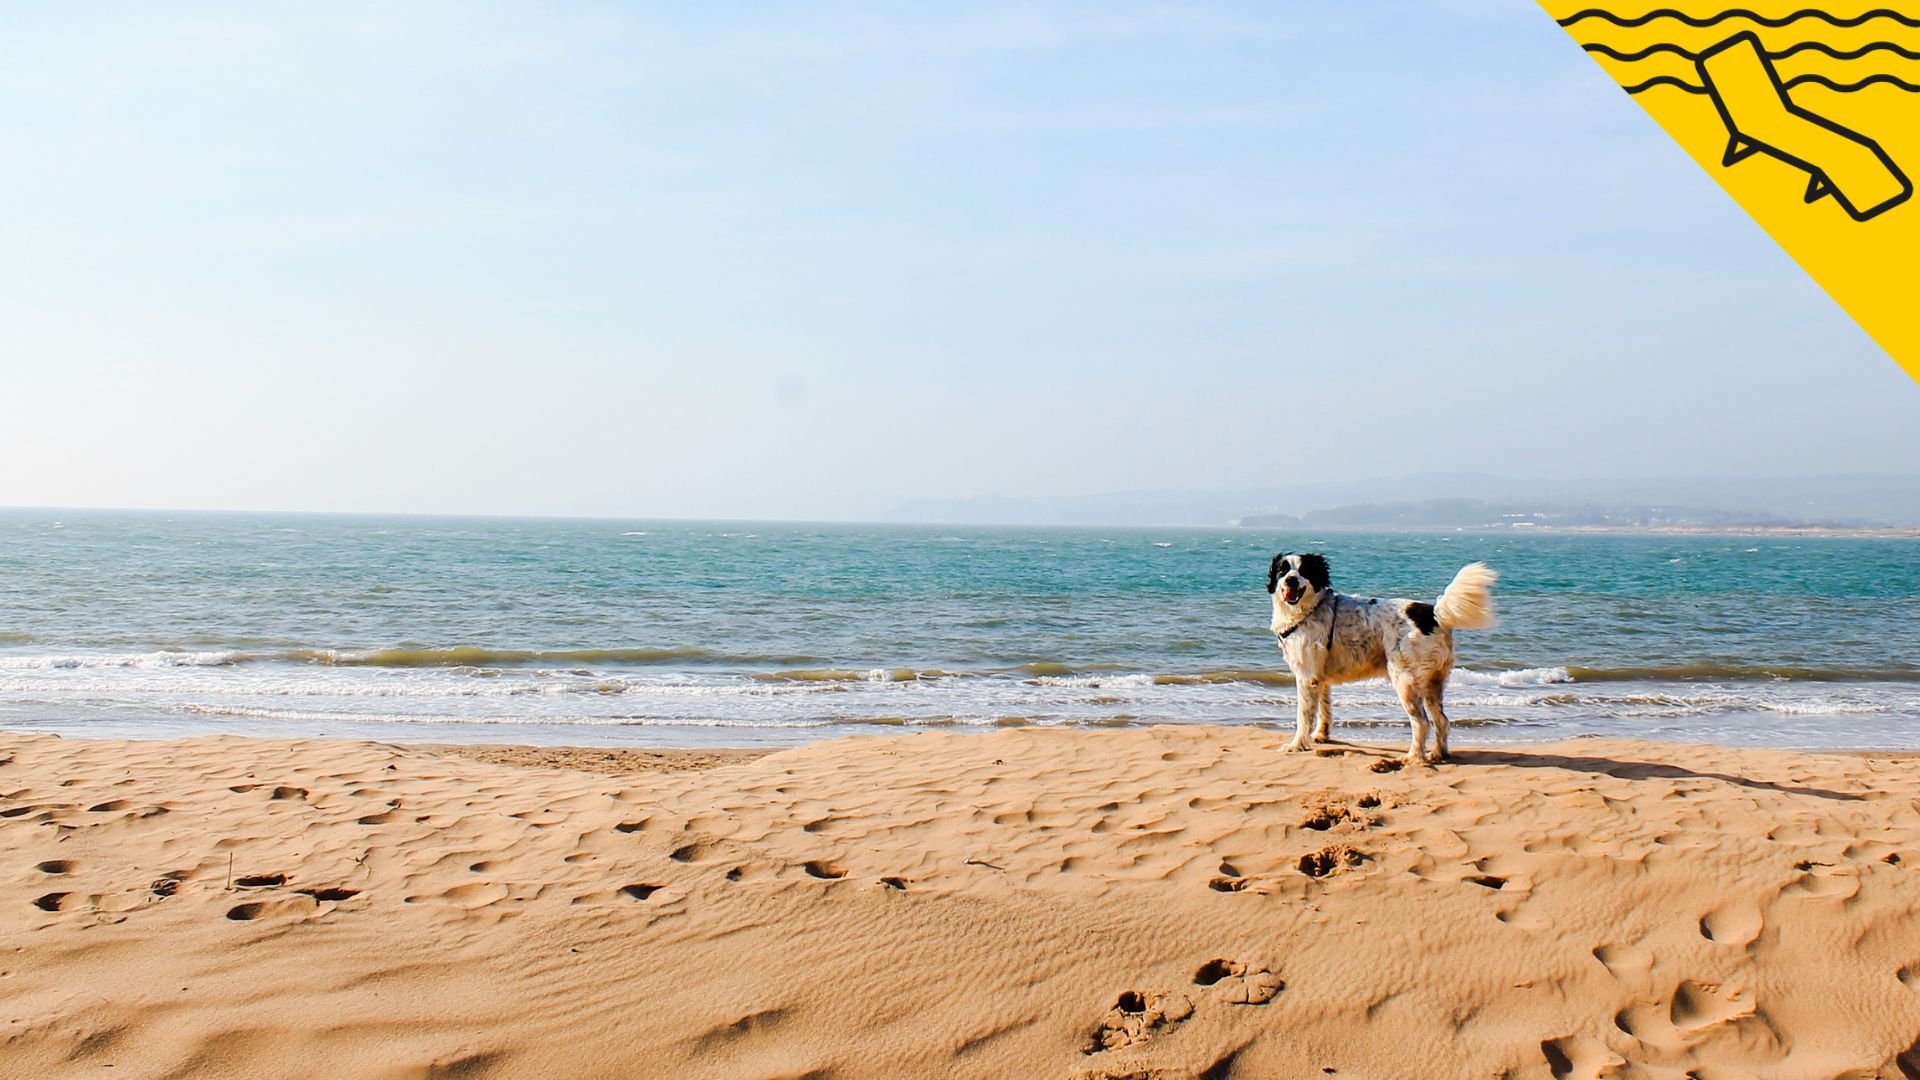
[1435,562,1498,631]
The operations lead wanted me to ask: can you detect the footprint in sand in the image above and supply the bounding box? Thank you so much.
[1785,861,1860,901]
[1668,979,1755,1034]
[669,840,726,864]
[1193,959,1283,1005]
[226,895,322,921]
[1209,860,1251,892]
[1592,941,1655,991]
[1084,990,1193,1055]
[1299,794,1380,832]
[407,881,509,910]
[1298,844,1367,878]
[234,873,286,888]
[34,859,77,874]
[1698,902,1764,948]
[1540,1035,1624,1079]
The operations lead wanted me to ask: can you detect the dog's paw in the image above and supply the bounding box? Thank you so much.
[1284,739,1315,754]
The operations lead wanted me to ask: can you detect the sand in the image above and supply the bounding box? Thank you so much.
[6,727,1920,1079]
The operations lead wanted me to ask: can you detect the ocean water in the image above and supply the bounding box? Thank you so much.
[1,510,1916,749]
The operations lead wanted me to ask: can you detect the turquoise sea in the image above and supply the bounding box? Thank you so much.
[2,510,1916,748]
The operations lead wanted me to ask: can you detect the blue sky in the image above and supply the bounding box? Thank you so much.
[3,2,1916,520]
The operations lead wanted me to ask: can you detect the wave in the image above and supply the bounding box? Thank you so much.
[0,650,243,670]
[297,646,715,668]
[1448,666,1575,688]
[172,704,838,728]
[1558,8,1920,29]
[170,703,1013,728]
[1028,673,1160,689]
[1152,671,1298,687]
[8,651,1913,687]
[754,668,954,683]
[1566,662,1920,682]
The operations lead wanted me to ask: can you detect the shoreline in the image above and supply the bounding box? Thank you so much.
[19,727,1920,759]
[9,726,1920,1076]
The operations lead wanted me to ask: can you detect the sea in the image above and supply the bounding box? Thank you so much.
[2,509,1916,749]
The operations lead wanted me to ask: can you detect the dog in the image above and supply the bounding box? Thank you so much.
[1266,553,1497,763]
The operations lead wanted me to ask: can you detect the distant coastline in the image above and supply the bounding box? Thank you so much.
[1231,495,1920,537]
[1233,521,1920,539]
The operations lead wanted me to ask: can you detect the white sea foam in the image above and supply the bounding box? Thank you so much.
[0,651,243,670]
[174,703,836,727]
[1448,667,1574,688]
[1029,674,1157,689]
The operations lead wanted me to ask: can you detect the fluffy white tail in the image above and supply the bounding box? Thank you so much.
[1435,562,1498,630]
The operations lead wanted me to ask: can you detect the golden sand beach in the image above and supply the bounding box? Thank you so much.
[6,727,1920,1078]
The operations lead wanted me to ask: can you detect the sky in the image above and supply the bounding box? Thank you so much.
[4,1,1918,521]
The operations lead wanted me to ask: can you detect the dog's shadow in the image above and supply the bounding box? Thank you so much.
[1447,747,1866,802]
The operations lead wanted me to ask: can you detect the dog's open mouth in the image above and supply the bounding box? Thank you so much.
[1281,585,1305,604]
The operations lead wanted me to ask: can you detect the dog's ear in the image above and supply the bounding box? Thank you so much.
[1297,553,1330,592]
[1266,553,1288,595]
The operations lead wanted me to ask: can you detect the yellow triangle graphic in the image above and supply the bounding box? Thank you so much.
[1539,2,1920,382]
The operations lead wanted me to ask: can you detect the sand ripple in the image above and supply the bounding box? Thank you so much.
[4,730,1920,1076]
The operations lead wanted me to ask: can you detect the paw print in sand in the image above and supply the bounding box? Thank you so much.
[1193,958,1284,1005]
[1084,990,1193,1055]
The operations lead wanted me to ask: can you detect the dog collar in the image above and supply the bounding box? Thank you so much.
[1276,595,1337,642]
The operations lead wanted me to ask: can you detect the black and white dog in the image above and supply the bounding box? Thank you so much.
[1266,553,1497,763]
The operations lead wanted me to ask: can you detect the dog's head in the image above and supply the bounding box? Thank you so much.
[1267,552,1329,608]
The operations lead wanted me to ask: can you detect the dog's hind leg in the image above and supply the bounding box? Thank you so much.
[1393,673,1431,764]
[1423,681,1452,762]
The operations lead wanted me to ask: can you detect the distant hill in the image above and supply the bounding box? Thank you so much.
[887,474,1920,529]
[1237,498,1802,531]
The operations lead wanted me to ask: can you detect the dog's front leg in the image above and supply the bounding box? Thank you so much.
[1311,684,1332,741]
[1286,680,1321,752]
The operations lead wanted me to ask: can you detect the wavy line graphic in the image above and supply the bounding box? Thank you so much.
[1624,75,1713,92]
[1624,72,1920,93]
[1586,41,1920,62]
[1559,8,1920,29]
[1784,72,1920,91]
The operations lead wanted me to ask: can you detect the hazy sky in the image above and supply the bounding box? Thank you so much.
[5,2,1918,520]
